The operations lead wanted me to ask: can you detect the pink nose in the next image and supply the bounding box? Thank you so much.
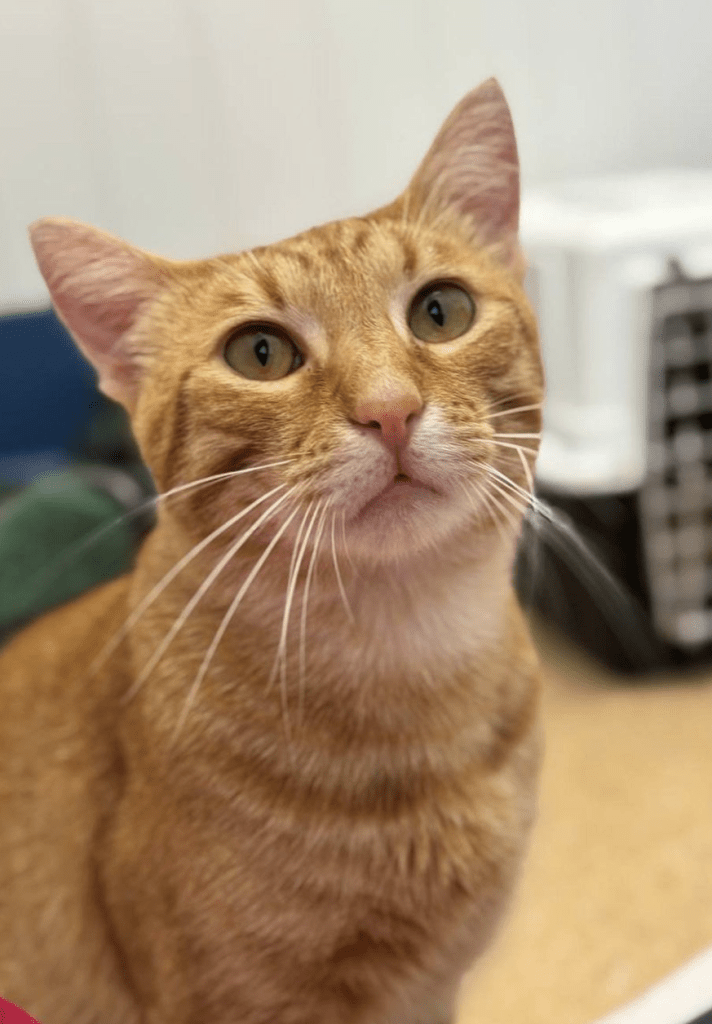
[353,389,423,446]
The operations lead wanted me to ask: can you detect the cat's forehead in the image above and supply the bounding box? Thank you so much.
[169,212,514,367]
[265,217,423,281]
[224,215,480,323]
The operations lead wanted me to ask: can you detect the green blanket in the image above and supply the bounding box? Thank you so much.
[0,468,152,639]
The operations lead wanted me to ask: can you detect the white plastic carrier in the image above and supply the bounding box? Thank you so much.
[522,171,712,648]
[522,170,712,495]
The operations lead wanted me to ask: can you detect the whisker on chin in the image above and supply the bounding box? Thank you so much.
[171,503,302,745]
[339,508,357,575]
[516,444,535,496]
[91,482,289,675]
[485,463,542,511]
[485,466,549,531]
[462,478,509,544]
[458,478,489,524]
[486,475,529,519]
[330,512,354,624]
[299,503,330,727]
[487,466,642,642]
[478,462,532,524]
[272,501,313,696]
[123,485,301,703]
[269,500,322,748]
[483,480,521,533]
[484,441,539,515]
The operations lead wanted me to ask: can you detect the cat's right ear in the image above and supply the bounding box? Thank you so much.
[29,218,171,410]
[402,78,523,276]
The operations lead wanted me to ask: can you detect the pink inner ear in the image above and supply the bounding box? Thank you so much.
[53,281,145,398]
[407,78,522,270]
[29,218,166,407]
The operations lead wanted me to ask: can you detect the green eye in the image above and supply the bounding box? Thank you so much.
[408,282,476,343]
[224,325,303,380]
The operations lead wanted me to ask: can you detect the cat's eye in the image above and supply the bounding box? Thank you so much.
[224,325,303,381]
[408,282,475,343]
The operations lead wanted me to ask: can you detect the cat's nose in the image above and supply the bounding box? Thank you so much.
[353,388,423,447]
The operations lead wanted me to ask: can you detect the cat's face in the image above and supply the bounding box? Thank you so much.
[29,79,543,568]
[129,212,540,564]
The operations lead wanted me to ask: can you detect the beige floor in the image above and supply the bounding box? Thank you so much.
[457,624,712,1024]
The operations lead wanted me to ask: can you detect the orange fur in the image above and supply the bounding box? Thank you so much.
[0,79,543,1024]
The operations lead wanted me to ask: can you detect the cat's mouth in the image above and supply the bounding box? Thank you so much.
[356,473,439,519]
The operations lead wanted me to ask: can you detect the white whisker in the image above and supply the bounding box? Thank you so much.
[492,433,541,440]
[485,468,554,535]
[155,459,294,503]
[269,500,322,745]
[28,460,294,604]
[123,485,300,702]
[270,501,313,690]
[487,391,539,411]
[487,438,539,458]
[487,475,529,518]
[488,402,543,420]
[516,444,535,496]
[486,463,537,506]
[271,500,312,701]
[480,473,522,532]
[331,512,354,624]
[486,466,548,528]
[298,502,329,726]
[340,508,357,574]
[487,487,521,532]
[171,503,301,743]
[458,478,486,522]
[487,485,520,532]
[462,478,508,543]
[91,483,288,674]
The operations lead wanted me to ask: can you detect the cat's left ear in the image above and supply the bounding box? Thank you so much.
[29,217,171,410]
[404,78,523,276]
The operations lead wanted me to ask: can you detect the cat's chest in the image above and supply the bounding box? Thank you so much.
[156,686,537,903]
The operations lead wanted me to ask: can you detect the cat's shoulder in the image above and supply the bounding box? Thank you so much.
[0,573,132,689]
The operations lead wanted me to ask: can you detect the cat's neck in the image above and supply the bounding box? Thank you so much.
[132,512,518,670]
[126,517,518,725]
[114,515,530,811]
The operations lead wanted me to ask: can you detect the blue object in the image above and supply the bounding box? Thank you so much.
[0,308,98,482]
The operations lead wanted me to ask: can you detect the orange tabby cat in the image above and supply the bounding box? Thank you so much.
[0,78,543,1024]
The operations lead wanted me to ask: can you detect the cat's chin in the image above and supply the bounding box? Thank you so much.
[356,477,438,519]
[345,481,471,563]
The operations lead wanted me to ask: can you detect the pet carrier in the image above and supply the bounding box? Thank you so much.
[519,170,712,673]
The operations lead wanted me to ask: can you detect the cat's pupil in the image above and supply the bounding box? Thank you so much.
[254,338,270,366]
[427,299,445,327]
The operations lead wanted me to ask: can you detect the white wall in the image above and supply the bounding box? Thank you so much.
[2,0,712,310]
